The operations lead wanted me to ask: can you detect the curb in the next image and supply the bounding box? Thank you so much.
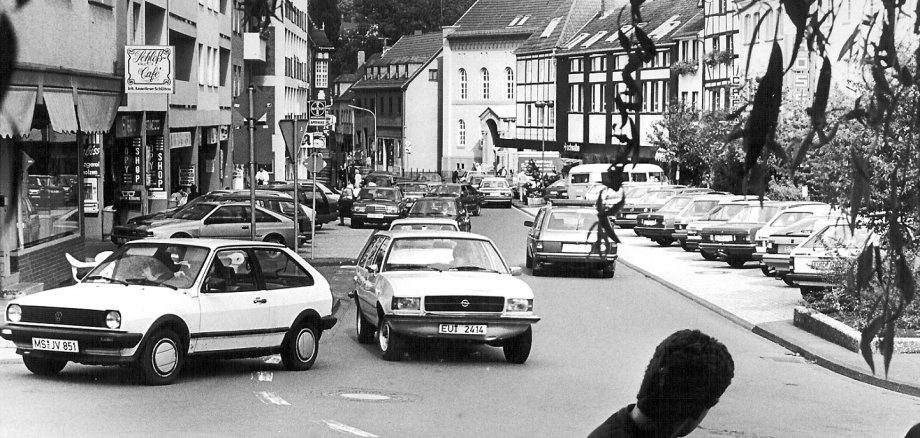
[512,203,920,397]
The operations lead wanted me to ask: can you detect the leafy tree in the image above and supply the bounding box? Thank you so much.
[330,25,384,77]
[351,0,475,44]
[310,0,341,45]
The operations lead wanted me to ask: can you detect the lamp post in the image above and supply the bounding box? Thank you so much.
[348,105,377,170]
[534,100,554,174]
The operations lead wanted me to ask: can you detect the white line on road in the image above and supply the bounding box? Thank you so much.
[262,355,281,364]
[252,371,273,381]
[321,420,378,438]
[255,391,290,406]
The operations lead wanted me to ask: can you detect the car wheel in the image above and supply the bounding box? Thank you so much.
[656,238,673,247]
[22,356,67,376]
[316,223,323,230]
[633,229,640,235]
[377,315,404,361]
[782,274,796,287]
[679,240,692,252]
[281,323,319,371]
[760,265,773,276]
[525,250,533,269]
[502,326,532,364]
[171,233,192,239]
[601,262,615,278]
[701,250,719,261]
[532,261,545,277]
[138,329,184,386]
[263,234,285,246]
[355,299,375,344]
[727,258,746,268]
[351,219,363,229]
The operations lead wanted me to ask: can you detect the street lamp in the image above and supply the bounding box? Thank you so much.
[534,100,554,173]
[348,105,377,169]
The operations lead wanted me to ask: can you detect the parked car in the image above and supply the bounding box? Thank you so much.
[699,201,816,268]
[272,183,338,226]
[635,194,727,246]
[614,186,697,229]
[524,200,618,277]
[567,163,666,200]
[428,183,484,216]
[28,175,66,208]
[350,231,538,363]
[0,239,337,385]
[477,177,513,208]
[761,214,847,284]
[787,224,876,299]
[543,179,568,200]
[118,202,305,249]
[396,182,431,208]
[388,217,460,232]
[407,197,471,232]
[682,200,761,255]
[751,203,832,274]
[350,187,407,228]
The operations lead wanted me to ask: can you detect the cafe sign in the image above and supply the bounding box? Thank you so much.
[125,45,174,93]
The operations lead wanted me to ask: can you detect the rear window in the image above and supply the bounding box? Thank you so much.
[571,173,592,184]
[769,211,814,228]
[640,190,676,204]
[481,179,509,189]
[545,210,598,231]
[686,200,720,216]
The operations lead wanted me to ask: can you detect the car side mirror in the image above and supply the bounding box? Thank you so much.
[367,264,379,273]
[524,220,534,227]
[510,266,523,276]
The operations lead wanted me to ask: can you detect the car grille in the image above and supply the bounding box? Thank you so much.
[425,296,504,312]
[366,204,388,214]
[19,306,108,328]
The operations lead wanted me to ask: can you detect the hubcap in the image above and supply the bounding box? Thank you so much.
[152,339,178,376]
[296,329,316,361]
[378,323,389,352]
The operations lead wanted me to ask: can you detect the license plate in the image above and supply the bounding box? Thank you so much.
[642,220,657,226]
[438,324,487,335]
[367,213,384,219]
[810,260,832,270]
[713,235,733,242]
[562,243,592,253]
[622,214,636,219]
[32,337,79,353]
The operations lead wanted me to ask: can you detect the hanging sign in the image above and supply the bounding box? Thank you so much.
[125,45,175,93]
[148,137,165,192]
[122,138,142,185]
[82,142,101,178]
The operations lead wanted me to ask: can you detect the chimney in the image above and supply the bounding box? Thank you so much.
[357,50,366,67]
[414,30,422,35]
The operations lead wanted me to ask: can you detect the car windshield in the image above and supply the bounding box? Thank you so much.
[84,243,210,289]
[431,185,461,195]
[400,184,428,192]
[390,223,459,231]
[729,205,782,223]
[708,204,746,220]
[658,197,694,213]
[802,225,872,249]
[684,200,722,217]
[548,180,566,189]
[172,203,217,220]
[546,210,598,231]
[481,179,509,189]
[639,190,676,204]
[410,199,458,216]
[625,186,652,199]
[776,216,825,236]
[470,176,484,185]
[769,211,815,228]
[366,175,393,186]
[29,176,54,187]
[358,188,398,201]
[384,238,508,273]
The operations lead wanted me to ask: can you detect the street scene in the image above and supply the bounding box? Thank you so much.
[1,0,920,437]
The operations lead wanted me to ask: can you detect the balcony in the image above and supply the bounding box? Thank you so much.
[243,32,267,62]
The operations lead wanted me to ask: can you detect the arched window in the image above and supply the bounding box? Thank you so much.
[744,14,751,42]
[459,68,468,99]
[764,8,773,40]
[505,67,514,99]
[458,120,466,146]
[481,68,490,99]
[753,12,760,42]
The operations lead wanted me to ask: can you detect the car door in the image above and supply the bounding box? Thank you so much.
[200,205,250,239]
[527,208,547,255]
[355,235,390,326]
[251,247,321,347]
[251,206,293,245]
[195,248,272,352]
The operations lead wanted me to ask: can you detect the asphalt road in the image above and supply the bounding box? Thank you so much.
[0,208,918,437]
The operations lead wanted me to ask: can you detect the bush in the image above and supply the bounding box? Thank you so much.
[765,178,805,201]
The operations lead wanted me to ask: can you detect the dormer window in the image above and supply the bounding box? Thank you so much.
[508,15,530,26]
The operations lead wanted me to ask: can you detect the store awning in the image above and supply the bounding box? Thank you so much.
[42,89,80,134]
[77,91,121,133]
[0,87,37,138]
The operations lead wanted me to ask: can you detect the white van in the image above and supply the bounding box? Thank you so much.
[567,163,666,199]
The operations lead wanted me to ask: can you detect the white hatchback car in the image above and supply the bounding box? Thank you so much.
[1,239,337,385]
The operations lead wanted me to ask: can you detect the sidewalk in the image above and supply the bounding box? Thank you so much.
[1,223,374,364]
[513,202,920,397]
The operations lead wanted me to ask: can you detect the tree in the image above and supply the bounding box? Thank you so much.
[330,25,384,77]
[351,0,475,44]
[310,0,341,45]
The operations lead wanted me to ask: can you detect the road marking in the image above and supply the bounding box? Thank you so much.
[321,420,378,437]
[262,355,281,364]
[340,393,390,401]
[252,371,273,381]
[255,391,290,406]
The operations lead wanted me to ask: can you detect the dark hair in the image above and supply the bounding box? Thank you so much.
[636,330,734,423]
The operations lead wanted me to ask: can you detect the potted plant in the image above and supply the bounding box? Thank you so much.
[522,160,560,206]
[670,60,699,75]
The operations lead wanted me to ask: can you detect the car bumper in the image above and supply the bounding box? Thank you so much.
[613,218,638,227]
[481,195,512,204]
[634,227,674,239]
[762,254,791,272]
[1,324,144,365]
[699,243,756,259]
[673,230,688,240]
[535,251,617,265]
[321,315,338,331]
[351,213,401,223]
[786,273,833,288]
[386,314,540,342]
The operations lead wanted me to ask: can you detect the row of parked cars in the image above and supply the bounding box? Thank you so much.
[615,184,872,298]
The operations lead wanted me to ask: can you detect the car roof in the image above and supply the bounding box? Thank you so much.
[777,203,831,213]
[124,238,285,250]
[379,230,493,241]
[391,218,459,225]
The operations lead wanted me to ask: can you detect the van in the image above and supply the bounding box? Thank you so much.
[567,163,666,199]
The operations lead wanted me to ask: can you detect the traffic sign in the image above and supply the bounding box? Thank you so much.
[303,154,326,172]
[311,135,326,149]
[309,101,326,118]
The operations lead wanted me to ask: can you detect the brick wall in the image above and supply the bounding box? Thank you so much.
[13,237,85,289]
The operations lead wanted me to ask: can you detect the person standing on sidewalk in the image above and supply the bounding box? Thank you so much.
[587,329,734,438]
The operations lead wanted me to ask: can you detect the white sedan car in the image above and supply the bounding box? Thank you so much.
[350,231,539,363]
[1,239,337,385]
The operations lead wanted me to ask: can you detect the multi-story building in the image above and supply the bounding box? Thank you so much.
[350,32,444,173]
[555,0,702,163]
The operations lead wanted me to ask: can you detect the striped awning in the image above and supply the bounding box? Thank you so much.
[0,87,37,138]
[42,88,80,134]
[77,91,121,133]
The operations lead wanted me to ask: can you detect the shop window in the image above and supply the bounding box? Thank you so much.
[18,130,82,248]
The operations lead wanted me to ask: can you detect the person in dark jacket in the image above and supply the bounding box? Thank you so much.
[587,329,734,438]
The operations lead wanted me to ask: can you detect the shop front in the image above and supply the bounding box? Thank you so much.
[108,113,167,226]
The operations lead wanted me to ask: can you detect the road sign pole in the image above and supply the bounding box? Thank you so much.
[292,118,299,254]
[311,151,317,260]
[248,85,257,241]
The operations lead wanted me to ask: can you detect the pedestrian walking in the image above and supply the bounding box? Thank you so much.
[354,170,363,195]
[256,167,270,186]
[452,164,460,183]
[587,329,734,438]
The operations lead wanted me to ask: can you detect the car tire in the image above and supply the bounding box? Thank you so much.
[355,299,375,344]
[532,261,545,277]
[473,205,481,216]
[727,258,746,268]
[679,240,692,252]
[351,219,363,229]
[22,356,67,376]
[601,262,615,278]
[760,265,773,276]
[655,238,673,247]
[701,250,719,261]
[782,274,796,287]
[171,233,192,239]
[525,250,533,269]
[263,234,285,246]
[281,323,319,371]
[138,329,184,386]
[502,326,532,364]
[377,315,404,361]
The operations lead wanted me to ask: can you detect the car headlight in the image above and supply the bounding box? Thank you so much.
[353,205,366,212]
[535,241,544,250]
[105,310,121,329]
[392,297,420,311]
[6,304,22,323]
[505,298,533,312]
[598,242,608,252]
[385,205,399,213]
